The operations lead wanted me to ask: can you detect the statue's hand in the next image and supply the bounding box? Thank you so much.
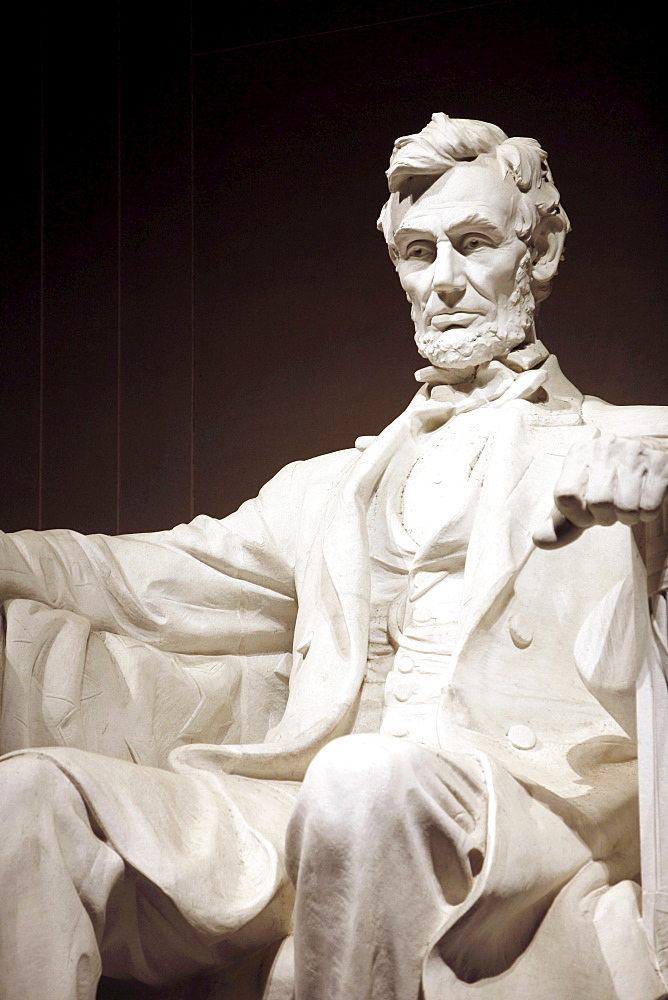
[533,434,668,549]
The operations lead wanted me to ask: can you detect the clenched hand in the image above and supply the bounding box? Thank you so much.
[533,434,668,549]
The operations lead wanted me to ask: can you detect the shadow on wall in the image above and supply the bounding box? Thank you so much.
[2,0,666,538]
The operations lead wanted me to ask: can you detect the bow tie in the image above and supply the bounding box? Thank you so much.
[414,338,549,387]
[353,345,550,453]
[415,359,547,418]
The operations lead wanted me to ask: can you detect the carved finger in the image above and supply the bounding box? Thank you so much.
[554,494,595,528]
[639,464,668,520]
[532,508,585,549]
[586,501,619,527]
[553,452,595,528]
[614,506,642,527]
[583,447,619,524]
[611,469,644,525]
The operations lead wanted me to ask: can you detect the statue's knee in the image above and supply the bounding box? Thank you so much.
[305,732,416,788]
[296,735,422,837]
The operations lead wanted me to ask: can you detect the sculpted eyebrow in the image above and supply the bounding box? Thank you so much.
[393,226,434,243]
[394,212,505,243]
[446,212,505,241]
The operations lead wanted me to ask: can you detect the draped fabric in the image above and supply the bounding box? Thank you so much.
[0,356,667,996]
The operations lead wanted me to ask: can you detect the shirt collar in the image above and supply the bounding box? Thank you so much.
[412,341,550,419]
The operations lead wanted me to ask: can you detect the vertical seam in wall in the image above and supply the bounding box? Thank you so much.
[116,3,122,536]
[189,0,196,522]
[38,20,45,531]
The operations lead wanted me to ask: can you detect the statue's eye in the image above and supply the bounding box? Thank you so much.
[405,241,435,262]
[460,234,490,253]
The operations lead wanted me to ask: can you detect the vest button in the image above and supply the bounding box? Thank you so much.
[396,653,414,673]
[509,613,533,649]
[387,722,409,738]
[393,680,414,703]
[507,725,537,750]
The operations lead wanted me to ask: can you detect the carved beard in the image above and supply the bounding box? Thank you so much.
[414,252,535,370]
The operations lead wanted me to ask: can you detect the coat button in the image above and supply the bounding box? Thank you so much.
[394,680,414,702]
[387,722,409,738]
[395,653,414,673]
[509,613,533,649]
[507,725,537,750]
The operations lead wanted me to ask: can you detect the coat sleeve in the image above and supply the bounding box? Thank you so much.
[0,462,305,655]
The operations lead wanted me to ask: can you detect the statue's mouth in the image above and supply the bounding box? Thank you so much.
[430,312,479,332]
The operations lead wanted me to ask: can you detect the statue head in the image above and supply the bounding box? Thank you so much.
[377,114,570,374]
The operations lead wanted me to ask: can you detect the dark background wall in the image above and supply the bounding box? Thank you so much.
[2,1,666,538]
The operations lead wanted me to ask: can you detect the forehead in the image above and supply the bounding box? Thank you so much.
[391,156,520,237]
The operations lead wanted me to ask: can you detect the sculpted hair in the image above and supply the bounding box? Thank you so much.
[377,113,570,302]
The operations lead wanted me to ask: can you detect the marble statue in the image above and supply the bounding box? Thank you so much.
[1,114,668,1000]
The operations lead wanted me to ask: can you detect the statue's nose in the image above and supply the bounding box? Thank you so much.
[432,241,466,306]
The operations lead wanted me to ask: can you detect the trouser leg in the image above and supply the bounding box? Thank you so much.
[0,755,125,1000]
[286,735,598,1000]
[285,734,488,1000]
[0,751,298,1000]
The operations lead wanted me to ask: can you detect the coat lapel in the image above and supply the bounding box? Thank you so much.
[178,398,426,780]
[455,396,597,657]
[277,405,416,736]
[172,357,597,781]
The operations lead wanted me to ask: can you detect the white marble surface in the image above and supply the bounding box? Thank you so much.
[1,114,668,1000]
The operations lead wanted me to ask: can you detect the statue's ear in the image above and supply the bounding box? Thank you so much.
[530,209,569,303]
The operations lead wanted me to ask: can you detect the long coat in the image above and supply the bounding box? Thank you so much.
[1,355,667,985]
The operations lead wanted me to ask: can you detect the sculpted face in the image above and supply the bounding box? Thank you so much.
[392,156,534,371]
